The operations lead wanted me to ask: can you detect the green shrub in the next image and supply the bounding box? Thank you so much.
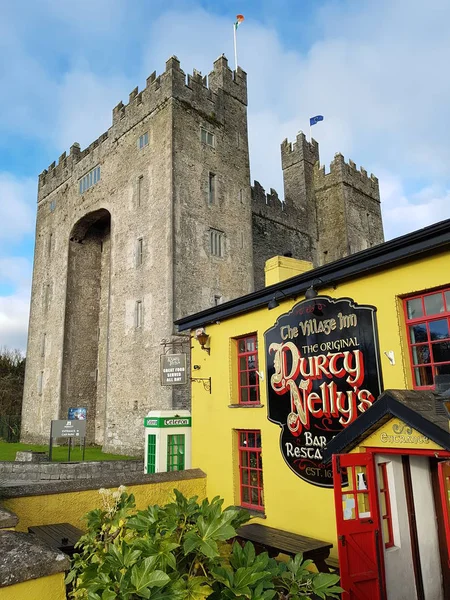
[66,487,342,599]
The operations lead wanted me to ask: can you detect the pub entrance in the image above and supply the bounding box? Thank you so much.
[333,450,450,600]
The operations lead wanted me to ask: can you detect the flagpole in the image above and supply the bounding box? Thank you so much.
[233,23,238,71]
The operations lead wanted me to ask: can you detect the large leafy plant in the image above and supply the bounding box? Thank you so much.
[67,488,342,599]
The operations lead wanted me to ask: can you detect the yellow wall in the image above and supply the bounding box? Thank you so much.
[4,477,206,533]
[0,573,66,600]
[190,250,450,557]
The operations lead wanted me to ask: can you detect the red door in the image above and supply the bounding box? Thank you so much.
[333,453,386,600]
[438,460,450,569]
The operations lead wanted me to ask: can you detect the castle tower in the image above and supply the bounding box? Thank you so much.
[251,133,319,290]
[21,55,253,454]
[314,153,384,264]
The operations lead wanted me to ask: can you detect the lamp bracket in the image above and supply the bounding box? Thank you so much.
[191,377,212,394]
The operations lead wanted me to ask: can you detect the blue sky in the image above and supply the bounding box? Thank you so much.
[1,0,450,350]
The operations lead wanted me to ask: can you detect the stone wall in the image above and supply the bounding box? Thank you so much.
[0,459,143,482]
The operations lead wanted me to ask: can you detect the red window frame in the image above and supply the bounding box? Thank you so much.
[237,334,260,404]
[378,463,394,549]
[238,430,264,511]
[404,287,450,389]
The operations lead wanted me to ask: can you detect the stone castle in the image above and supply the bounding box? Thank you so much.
[21,55,383,454]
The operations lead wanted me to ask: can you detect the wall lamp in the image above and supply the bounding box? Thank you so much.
[267,290,288,310]
[195,328,210,354]
[305,279,323,300]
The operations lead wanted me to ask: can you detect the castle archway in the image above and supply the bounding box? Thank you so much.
[61,209,112,445]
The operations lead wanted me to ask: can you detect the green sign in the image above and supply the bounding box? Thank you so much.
[144,416,191,428]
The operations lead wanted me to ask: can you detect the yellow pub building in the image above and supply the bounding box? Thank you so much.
[176,218,450,600]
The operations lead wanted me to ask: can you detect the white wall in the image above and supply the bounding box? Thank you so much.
[375,455,417,600]
[410,456,443,600]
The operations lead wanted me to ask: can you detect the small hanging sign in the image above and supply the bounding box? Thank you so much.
[160,353,188,386]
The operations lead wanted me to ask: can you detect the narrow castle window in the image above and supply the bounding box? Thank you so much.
[48,233,53,257]
[138,175,143,206]
[38,371,44,395]
[239,189,244,203]
[210,229,224,257]
[43,284,50,311]
[41,333,46,358]
[208,172,216,205]
[136,238,143,266]
[138,132,149,149]
[79,166,100,194]
[49,199,56,212]
[237,132,242,148]
[135,300,143,328]
[201,127,215,147]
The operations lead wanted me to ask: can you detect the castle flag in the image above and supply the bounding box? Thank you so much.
[234,14,244,29]
[310,115,324,126]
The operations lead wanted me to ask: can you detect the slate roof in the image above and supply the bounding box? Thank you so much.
[323,389,450,461]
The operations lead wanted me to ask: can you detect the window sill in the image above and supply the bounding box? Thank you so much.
[233,507,266,519]
[228,404,265,409]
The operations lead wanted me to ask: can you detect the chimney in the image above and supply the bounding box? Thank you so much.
[264,256,313,286]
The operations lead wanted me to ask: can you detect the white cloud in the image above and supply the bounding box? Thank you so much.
[0,174,35,244]
[380,172,450,239]
[0,293,30,351]
[55,68,133,149]
[0,257,32,351]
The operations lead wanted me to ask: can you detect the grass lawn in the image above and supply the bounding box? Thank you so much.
[0,440,137,462]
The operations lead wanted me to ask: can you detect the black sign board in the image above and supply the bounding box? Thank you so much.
[160,354,187,386]
[265,296,382,487]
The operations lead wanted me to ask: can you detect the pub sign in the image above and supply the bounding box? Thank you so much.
[160,353,188,386]
[265,296,382,487]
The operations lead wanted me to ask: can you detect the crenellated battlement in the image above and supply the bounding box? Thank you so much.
[251,180,304,225]
[281,132,319,170]
[38,55,247,199]
[314,152,379,200]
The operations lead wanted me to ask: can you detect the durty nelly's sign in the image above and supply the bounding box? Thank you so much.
[265,296,382,487]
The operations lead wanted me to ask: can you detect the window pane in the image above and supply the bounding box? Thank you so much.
[240,372,249,386]
[431,341,450,363]
[382,519,390,544]
[343,494,356,520]
[407,298,423,319]
[238,339,246,353]
[251,488,259,504]
[412,345,430,365]
[201,128,207,143]
[239,432,247,446]
[241,469,249,484]
[357,493,371,517]
[414,366,433,386]
[240,388,249,403]
[436,364,450,375]
[248,371,257,387]
[445,291,450,311]
[409,324,428,343]
[249,387,258,403]
[429,319,449,340]
[246,338,256,352]
[424,292,444,316]
[242,487,250,503]
[248,433,256,448]
[248,355,256,370]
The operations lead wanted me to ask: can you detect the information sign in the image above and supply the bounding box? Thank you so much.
[51,419,86,438]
